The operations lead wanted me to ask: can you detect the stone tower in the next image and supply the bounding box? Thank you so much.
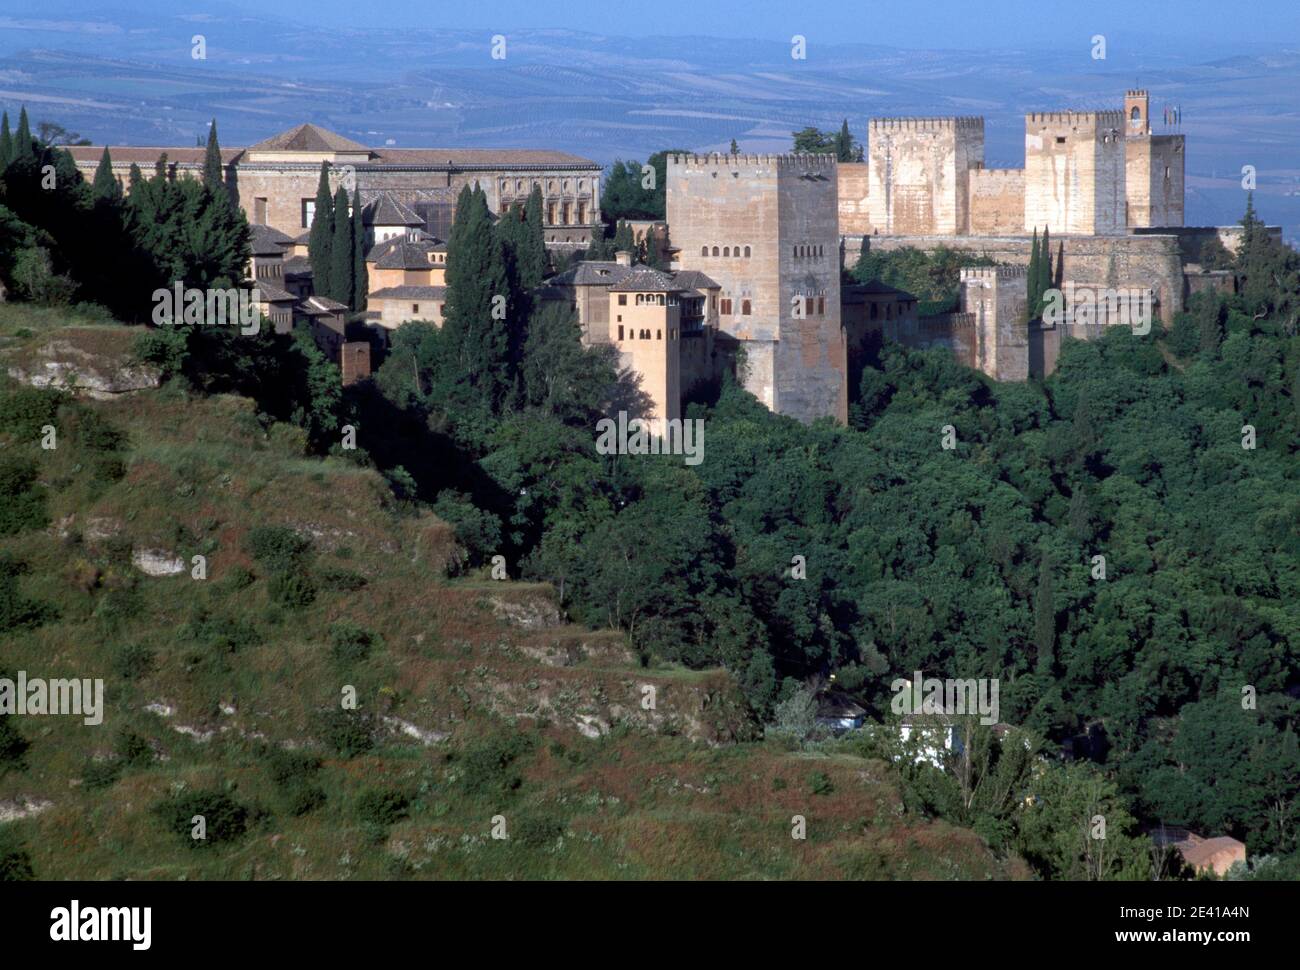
[1024,110,1126,235]
[607,267,684,422]
[667,152,847,424]
[962,266,1029,382]
[1123,90,1185,228]
[867,117,985,235]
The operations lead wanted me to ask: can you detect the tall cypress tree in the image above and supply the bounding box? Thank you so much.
[612,220,635,256]
[92,147,120,201]
[1026,229,1040,322]
[352,188,367,311]
[444,184,512,415]
[202,119,225,199]
[330,185,353,308]
[308,162,334,298]
[520,185,548,289]
[0,112,11,167]
[1037,225,1053,317]
[13,107,34,163]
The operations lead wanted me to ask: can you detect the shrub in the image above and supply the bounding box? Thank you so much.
[454,732,533,797]
[356,788,410,827]
[0,386,60,440]
[266,749,326,816]
[0,555,54,635]
[315,709,376,758]
[82,759,123,790]
[153,789,250,847]
[0,714,29,767]
[220,565,256,592]
[513,812,566,848]
[182,611,259,653]
[268,570,316,610]
[245,526,313,573]
[0,457,47,535]
[110,643,155,681]
[74,408,125,452]
[318,565,367,592]
[809,771,835,796]
[0,829,34,881]
[329,622,379,664]
[114,728,153,768]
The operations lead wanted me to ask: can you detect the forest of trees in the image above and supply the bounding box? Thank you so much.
[2,109,1296,878]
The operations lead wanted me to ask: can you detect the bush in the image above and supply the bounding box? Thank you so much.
[245,526,313,573]
[153,788,250,847]
[268,570,316,610]
[82,759,123,790]
[220,565,256,592]
[182,611,259,653]
[266,749,326,816]
[808,771,835,796]
[110,643,155,681]
[0,555,54,635]
[0,829,34,881]
[114,728,153,768]
[315,709,376,758]
[0,456,48,536]
[513,812,566,848]
[318,565,367,592]
[356,788,410,827]
[74,408,125,452]
[0,714,29,767]
[454,732,533,797]
[0,386,60,440]
[329,622,379,664]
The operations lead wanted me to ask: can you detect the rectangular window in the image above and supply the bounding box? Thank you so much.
[562,202,571,225]
[618,325,624,340]
[254,197,268,224]
[618,295,627,305]
[818,297,825,315]
[805,297,814,317]
[302,199,315,228]
[413,304,420,313]
[721,298,732,315]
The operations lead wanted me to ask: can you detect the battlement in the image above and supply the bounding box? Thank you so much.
[668,152,837,169]
[870,116,984,132]
[1126,89,1148,98]
[1027,110,1125,127]
[961,265,1028,281]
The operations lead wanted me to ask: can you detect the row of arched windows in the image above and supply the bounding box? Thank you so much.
[701,245,751,258]
[794,244,825,258]
[501,178,587,195]
[617,325,677,341]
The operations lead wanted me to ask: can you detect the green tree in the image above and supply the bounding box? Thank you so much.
[307,161,334,298]
[11,107,33,164]
[330,185,353,307]
[202,119,225,199]
[0,112,11,168]
[352,188,367,311]
[91,147,120,202]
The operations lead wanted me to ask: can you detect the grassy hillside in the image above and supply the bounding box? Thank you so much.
[0,311,1021,881]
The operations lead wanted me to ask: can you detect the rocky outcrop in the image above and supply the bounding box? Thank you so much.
[6,333,161,399]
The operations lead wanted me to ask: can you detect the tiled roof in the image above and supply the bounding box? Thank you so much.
[546,261,633,287]
[301,295,348,313]
[249,224,295,255]
[65,146,242,166]
[365,193,423,227]
[369,285,447,300]
[671,270,720,291]
[247,123,371,154]
[283,256,313,276]
[608,267,683,293]
[371,148,598,167]
[251,281,295,302]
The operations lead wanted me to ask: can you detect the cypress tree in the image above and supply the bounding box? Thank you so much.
[202,119,226,199]
[612,220,635,256]
[1026,229,1041,322]
[1037,226,1053,316]
[91,147,120,201]
[308,162,334,298]
[729,138,739,155]
[127,162,144,194]
[330,185,353,308]
[444,184,512,414]
[13,107,34,163]
[0,112,11,167]
[520,185,548,289]
[352,188,367,312]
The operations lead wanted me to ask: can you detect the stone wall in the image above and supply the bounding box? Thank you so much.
[1024,111,1126,236]
[968,168,1025,236]
[867,118,984,235]
[668,152,846,424]
[837,162,874,236]
[1125,134,1185,228]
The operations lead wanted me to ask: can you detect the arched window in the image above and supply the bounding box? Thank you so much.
[724,247,730,257]
[1130,106,1140,121]
[712,246,720,256]
[701,246,708,256]
[743,246,751,257]
[733,247,740,258]
[741,299,751,315]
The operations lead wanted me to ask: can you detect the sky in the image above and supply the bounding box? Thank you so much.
[25,0,1300,53]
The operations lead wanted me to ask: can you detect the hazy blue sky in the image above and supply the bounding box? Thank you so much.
[32,0,1300,52]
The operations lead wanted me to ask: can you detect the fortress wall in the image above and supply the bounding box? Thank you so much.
[968,168,1025,236]
[1025,111,1126,235]
[837,162,874,236]
[1125,134,1185,228]
[868,118,984,235]
[844,232,1185,316]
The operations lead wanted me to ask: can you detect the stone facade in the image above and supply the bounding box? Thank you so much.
[1024,110,1126,235]
[961,266,1028,381]
[1123,92,1186,229]
[867,118,984,235]
[667,152,847,424]
[968,168,1025,236]
[68,123,603,251]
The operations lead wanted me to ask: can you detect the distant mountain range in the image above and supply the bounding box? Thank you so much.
[2,7,1299,239]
